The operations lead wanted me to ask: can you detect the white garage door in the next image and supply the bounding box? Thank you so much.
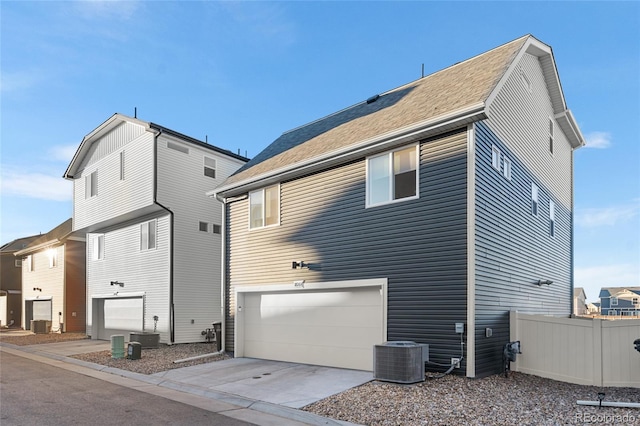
[97,297,143,339]
[238,283,385,371]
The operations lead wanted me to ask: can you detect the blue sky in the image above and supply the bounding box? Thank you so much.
[1,1,638,303]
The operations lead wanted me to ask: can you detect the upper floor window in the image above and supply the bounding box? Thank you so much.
[611,297,618,306]
[140,220,157,251]
[531,183,539,217]
[367,145,418,207]
[249,185,279,229]
[491,145,501,170]
[199,221,221,234]
[119,151,125,180]
[92,235,104,261]
[85,170,97,198]
[15,259,22,268]
[204,157,216,179]
[633,297,638,305]
[27,255,34,272]
[549,200,555,237]
[503,157,512,180]
[48,248,57,268]
[199,221,209,232]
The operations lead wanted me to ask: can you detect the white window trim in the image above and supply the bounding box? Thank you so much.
[140,220,157,251]
[611,297,618,306]
[248,184,280,230]
[85,170,97,199]
[119,151,125,181]
[48,248,57,269]
[27,255,34,272]
[366,144,420,208]
[199,221,209,232]
[491,145,501,171]
[92,235,104,261]
[549,200,555,238]
[204,156,216,179]
[549,117,554,156]
[15,259,22,267]
[531,183,539,217]
[503,157,512,180]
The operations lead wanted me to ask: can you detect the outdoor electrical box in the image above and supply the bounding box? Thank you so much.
[127,341,142,360]
[455,323,464,334]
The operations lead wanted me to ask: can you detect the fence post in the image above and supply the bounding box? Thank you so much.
[592,318,603,387]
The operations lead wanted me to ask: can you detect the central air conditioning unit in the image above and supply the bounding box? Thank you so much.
[30,320,52,334]
[374,341,429,384]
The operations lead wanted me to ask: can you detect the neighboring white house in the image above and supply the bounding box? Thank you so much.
[573,287,587,316]
[64,113,248,344]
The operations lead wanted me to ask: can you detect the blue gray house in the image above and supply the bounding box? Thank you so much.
[599,287,640,316]
[212,35,584,378]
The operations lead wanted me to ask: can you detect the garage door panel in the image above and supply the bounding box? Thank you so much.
[246,305,382,328]
[240,285,384,371]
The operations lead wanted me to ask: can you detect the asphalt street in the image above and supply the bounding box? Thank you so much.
[0,351,255,426]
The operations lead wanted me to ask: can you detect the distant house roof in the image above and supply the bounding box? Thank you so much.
[214,34,584,198]
[14,219,78,256]
[598,287,640,298]
[64,113,248,179]
[0,235,41,253]
[574,287,587,299]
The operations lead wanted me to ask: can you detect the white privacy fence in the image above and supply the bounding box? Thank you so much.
[509,312,640,387]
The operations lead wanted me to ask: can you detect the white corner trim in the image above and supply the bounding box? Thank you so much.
[466,124,476,378]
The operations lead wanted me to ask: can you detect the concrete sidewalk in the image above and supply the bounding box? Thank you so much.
[0,339,368,426]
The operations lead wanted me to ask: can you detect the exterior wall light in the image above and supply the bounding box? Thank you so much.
[110,281,124,287]
[537,279,553,286]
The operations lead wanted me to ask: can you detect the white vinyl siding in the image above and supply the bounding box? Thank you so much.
[249,185,280,229]
[367,145,418,207]
[21,245,65,331]
[486,52,573,209]
[86,216,171,342]
[155,134,246,343]
[73,131,155,231]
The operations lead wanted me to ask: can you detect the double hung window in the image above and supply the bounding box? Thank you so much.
[367,145,418,207]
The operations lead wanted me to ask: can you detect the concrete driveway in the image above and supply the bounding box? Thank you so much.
[152,357,373,408]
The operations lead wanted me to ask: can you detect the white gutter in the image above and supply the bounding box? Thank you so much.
[15,240,61,257]
[210,102,486,200]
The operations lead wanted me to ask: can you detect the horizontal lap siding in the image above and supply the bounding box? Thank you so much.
[474,122,571,377]
[156,136,246,343]
[226,129,468,372]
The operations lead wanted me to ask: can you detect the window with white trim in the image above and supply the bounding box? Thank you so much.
[549,200,555,237]
[633,297,638,305]
[549,118,554,154]
[15,259,22,267]
[367,145,418,207]
[204,156,216,179]
[27,255,34,271]
[120,151,125,180]
[85,170,97,198]
[531,183,539,216]
[611,297,618,306]
[92,235,104,261]
[249,185,279,229]
[212,224,221,234]
[140,220,157,251]
[503,157,512,180]
[48,248,57,268]
[199,221,209,232]
[491,145,501,170]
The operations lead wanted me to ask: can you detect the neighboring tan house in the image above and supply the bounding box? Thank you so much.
[587,302,600,314]
[599,287,640,316]
[15,219,86,332]
[0,235,40,327]
[63,113,248,344]
[573,287,588,316]
[212,35,584,377]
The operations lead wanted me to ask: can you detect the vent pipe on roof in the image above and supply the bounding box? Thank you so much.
[134,107,137,118]
[422,63,425,78]
[205,135,208,143]
[366,94,380,104]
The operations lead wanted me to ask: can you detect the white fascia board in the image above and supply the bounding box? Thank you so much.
[15,240,61,257]
[212,103,486,199]
[555,109,585,149]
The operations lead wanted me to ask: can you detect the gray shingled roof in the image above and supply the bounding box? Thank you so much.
[14,219,73,255]
[219,35,529,191]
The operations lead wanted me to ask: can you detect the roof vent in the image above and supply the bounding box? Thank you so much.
[366,94,380,104]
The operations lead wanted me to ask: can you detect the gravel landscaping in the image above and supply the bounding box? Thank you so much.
[3,331,638,425]
[303,372,640,426]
